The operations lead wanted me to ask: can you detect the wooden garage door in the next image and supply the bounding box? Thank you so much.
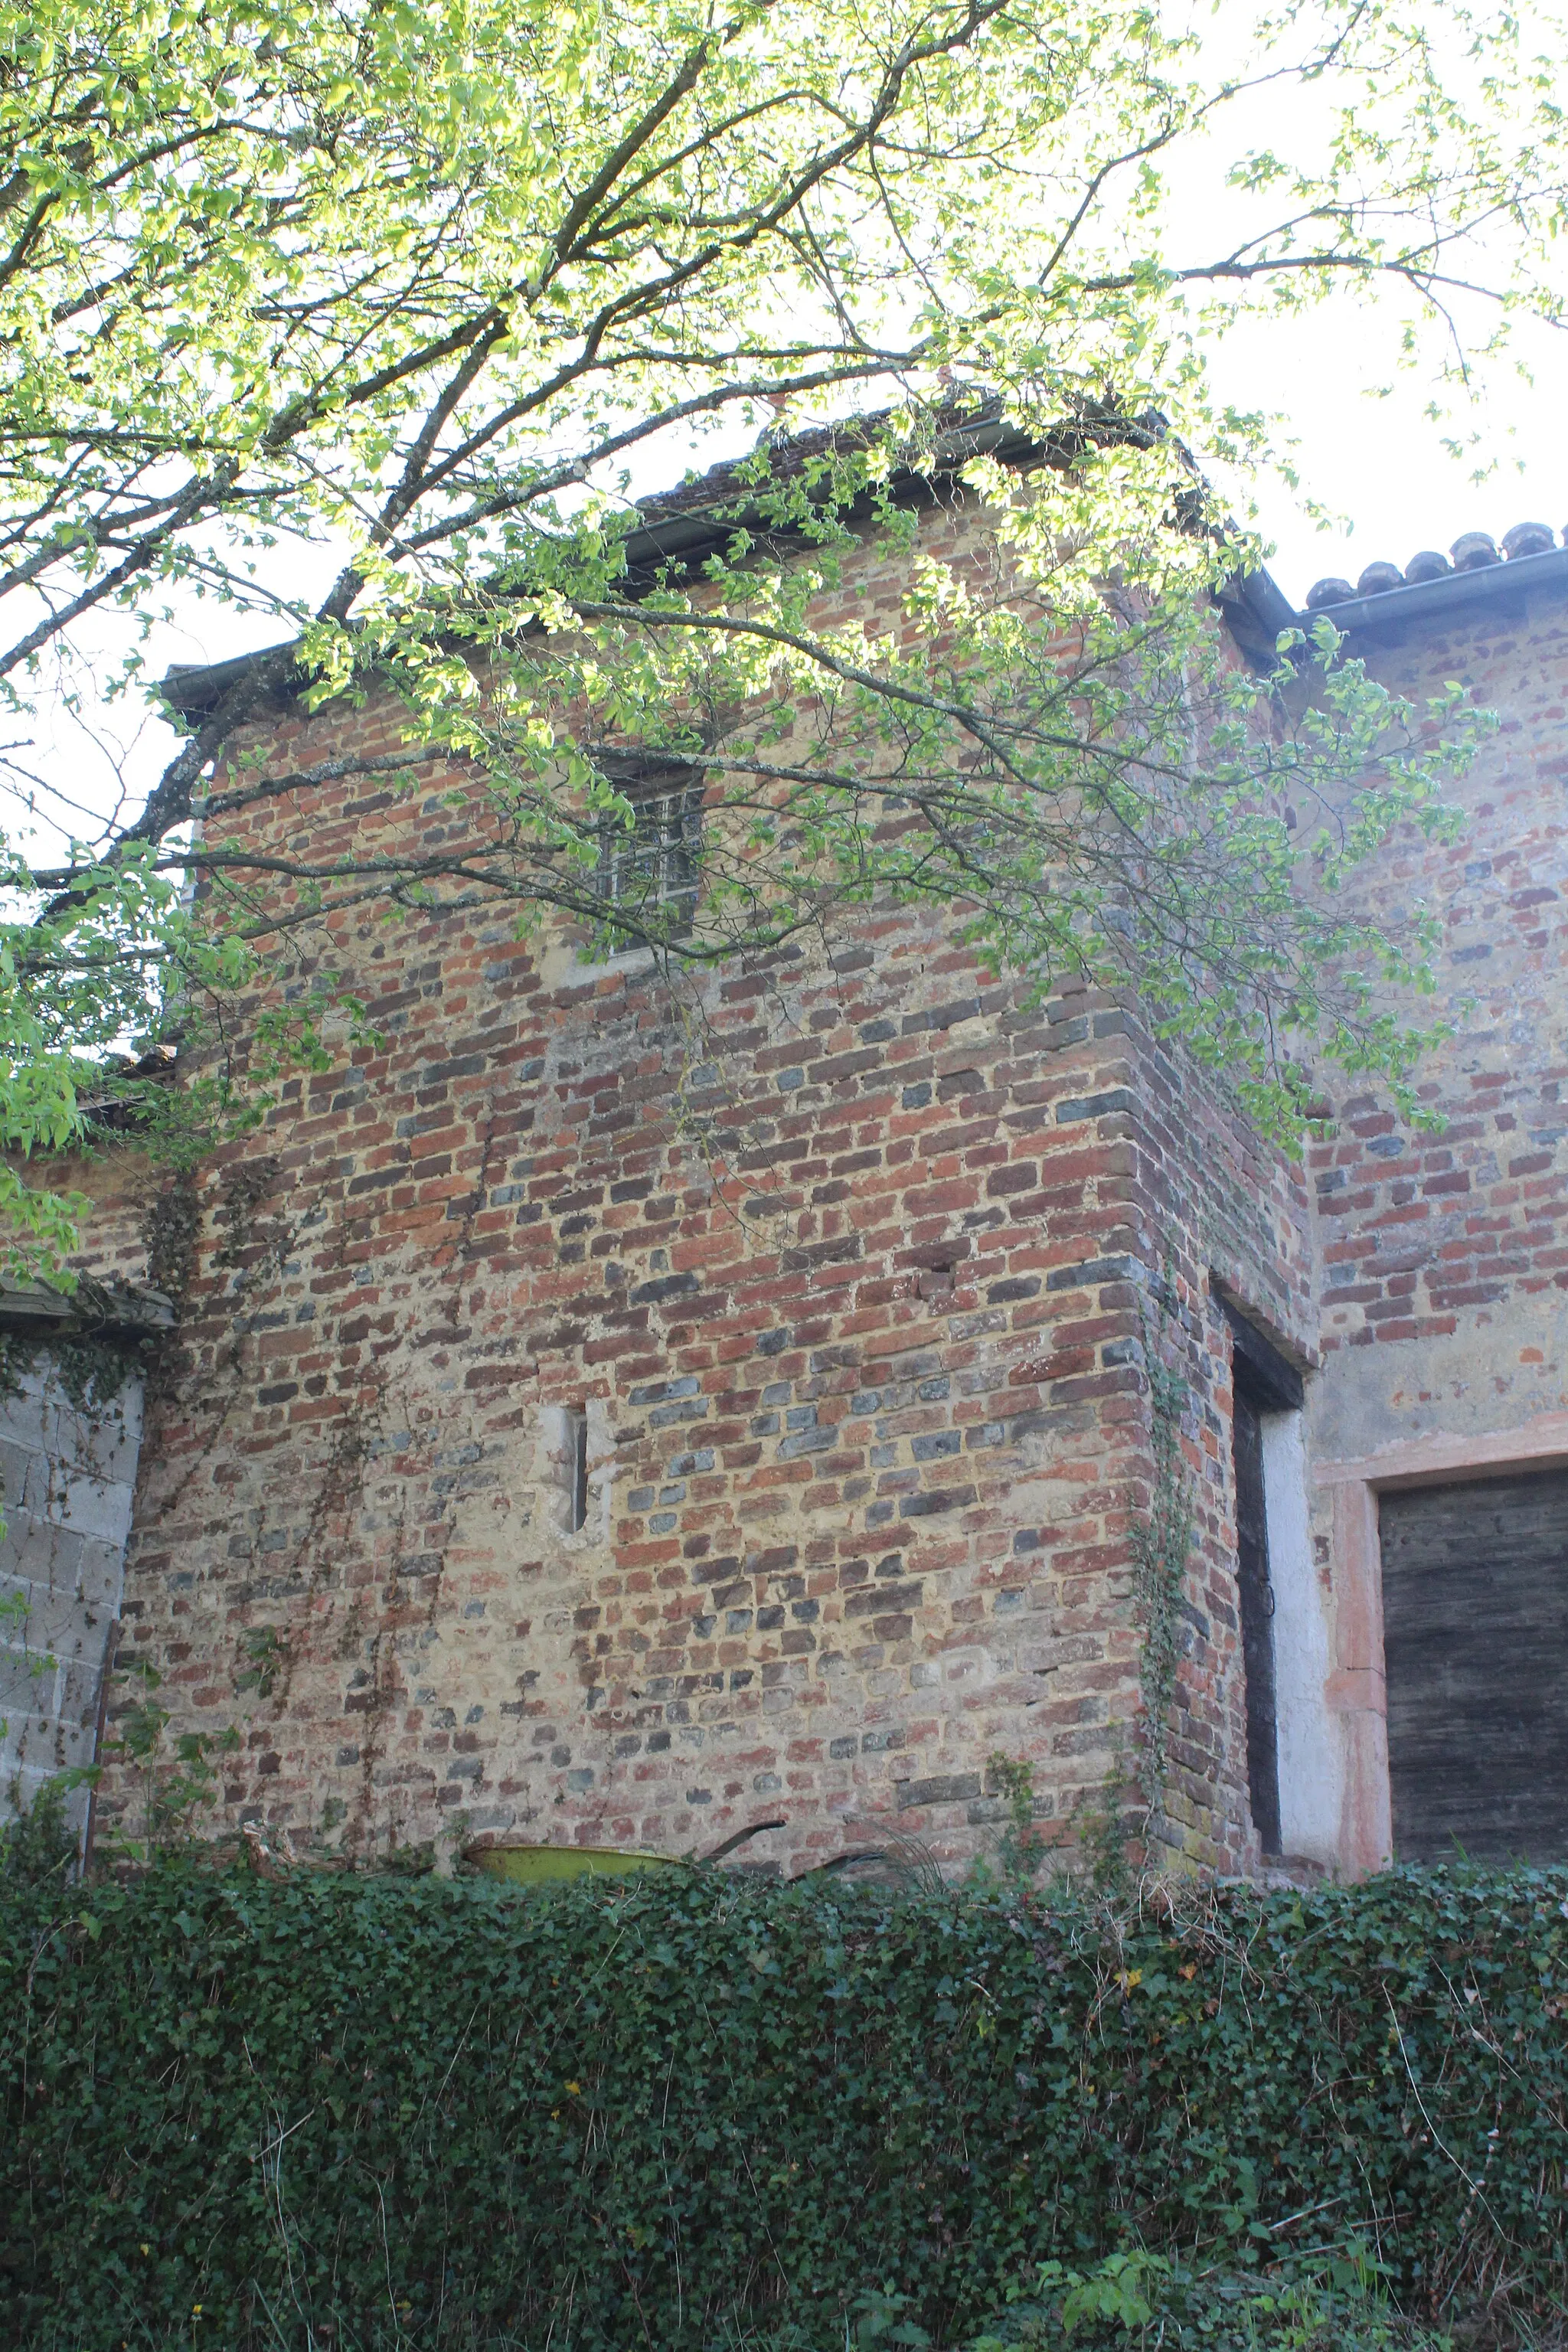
[1379,1470,1568,1864]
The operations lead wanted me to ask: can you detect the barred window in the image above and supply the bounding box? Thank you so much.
[591,765,703,948]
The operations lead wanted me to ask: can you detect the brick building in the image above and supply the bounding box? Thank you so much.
[5,443,1566,1881]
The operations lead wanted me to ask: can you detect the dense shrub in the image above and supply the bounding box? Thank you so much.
[1,1858,1564,2349]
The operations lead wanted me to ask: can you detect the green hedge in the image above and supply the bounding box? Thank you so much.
[2,1858,1565,2349]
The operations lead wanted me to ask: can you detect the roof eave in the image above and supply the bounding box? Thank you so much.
[155,414,1158,723]
[1293,543,1568,639]
[0,1276,175,1338]
[160,411,1293,717]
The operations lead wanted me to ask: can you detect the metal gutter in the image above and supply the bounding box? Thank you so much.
[1291,543,1568,640]
[1217,566,1299,662]
[159,645,291,717]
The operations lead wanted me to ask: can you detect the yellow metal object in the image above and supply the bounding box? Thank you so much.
[467,1843,688,1886]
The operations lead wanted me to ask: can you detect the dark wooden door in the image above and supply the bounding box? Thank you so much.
[1233,1387,1282,1857]
[1380,1469,1568,1863]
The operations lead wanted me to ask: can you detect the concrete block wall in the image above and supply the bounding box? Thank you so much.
[1,1353,145,1838]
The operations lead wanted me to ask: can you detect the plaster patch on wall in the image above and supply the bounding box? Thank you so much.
[1262,1410,1341,1866]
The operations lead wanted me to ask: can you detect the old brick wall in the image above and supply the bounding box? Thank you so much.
[1308,572,1568,1455]
[72,492,1312,1877]
[100,894,1155,1871]
[8,1142,168,1298]
[53,535,1568,1883]
[1296,565,1568,1869]
[1125,1021,1317,1873]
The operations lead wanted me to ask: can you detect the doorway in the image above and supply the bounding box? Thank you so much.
[1226,1307,1305,1860]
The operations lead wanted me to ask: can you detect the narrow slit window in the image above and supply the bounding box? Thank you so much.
[566,1408,588,1535]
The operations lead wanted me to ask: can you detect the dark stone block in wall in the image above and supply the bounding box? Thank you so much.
[897,1772,982,1810]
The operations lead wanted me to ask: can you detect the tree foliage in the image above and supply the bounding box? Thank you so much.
[2,0,1566,1266]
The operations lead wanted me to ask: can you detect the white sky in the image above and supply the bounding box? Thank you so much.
[1215,305,1563,597]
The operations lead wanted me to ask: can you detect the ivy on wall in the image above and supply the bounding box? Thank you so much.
[2,1860,1564,2350]
[0,1327,145,1419]
[1132,1298,1197,1824]
[142,1175,201,1305]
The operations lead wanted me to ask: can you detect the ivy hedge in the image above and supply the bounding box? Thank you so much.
[1,1857,1565,2349]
